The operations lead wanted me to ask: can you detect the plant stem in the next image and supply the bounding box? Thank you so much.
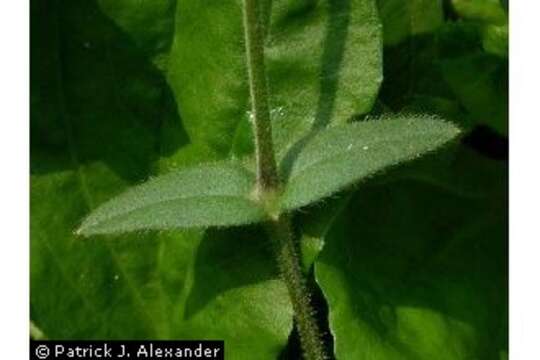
[242,2,326,359]
[267,216,327,360]
[242,0,279,191]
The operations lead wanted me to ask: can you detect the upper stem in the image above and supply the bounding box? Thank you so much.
[242,0,280,192]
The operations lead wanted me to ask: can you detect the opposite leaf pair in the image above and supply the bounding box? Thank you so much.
[78,115,460,237]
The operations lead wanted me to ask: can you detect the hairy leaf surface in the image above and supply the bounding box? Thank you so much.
[281,116,460,210]
[78,163,264,236]
[296,142,501,273]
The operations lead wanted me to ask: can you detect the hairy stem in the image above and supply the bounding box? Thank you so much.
[267,216,327,360]
[242,0,279,191]
[242,2,326,359]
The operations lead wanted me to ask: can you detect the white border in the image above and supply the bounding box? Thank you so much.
[510,1,540,359]
[0,0,29,358]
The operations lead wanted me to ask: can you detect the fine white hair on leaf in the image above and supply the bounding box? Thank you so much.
[280,114,461,211]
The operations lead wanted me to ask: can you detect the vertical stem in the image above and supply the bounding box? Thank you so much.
[242,2,326,359]
[242,0,279,191]
[267,217,327,360]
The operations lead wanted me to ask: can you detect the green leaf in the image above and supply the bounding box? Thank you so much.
[377,0,444,46]
[315,153,507,359]
[170,227,293,358]
[78,162,266,236]
[96,0,176,59]
[32,161,291,357]
[298,196,352,273]
[379,22,508,134]
[281,116,460,210]
[378,23,481,117]
[169,0,383,160]
[441,54,508,135]
[451,0,508,58]
[297,142,499,274]
[452,0,507,25]
[482,23,508,58]
[31,2,293,358]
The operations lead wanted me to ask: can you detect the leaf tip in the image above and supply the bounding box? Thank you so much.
[74,215,100,238]
[73,223,89,238]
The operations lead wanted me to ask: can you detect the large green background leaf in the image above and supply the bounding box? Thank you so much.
[170,0,383,162]
[377,0,444,46]
[313,146,507,359]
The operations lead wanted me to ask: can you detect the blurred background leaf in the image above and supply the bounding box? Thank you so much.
[314,143,507,359]
[377,0,444,46]
[378,0,508,136]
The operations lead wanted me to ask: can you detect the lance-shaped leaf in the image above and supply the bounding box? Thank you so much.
[281,116,460,210]
[78,162,265,236]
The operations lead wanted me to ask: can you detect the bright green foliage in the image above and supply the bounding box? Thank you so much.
[281,116,460,210]
[378,0,444,45]
[78,163,265,236]
[315,146,507,360]
[169,0,383,161]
